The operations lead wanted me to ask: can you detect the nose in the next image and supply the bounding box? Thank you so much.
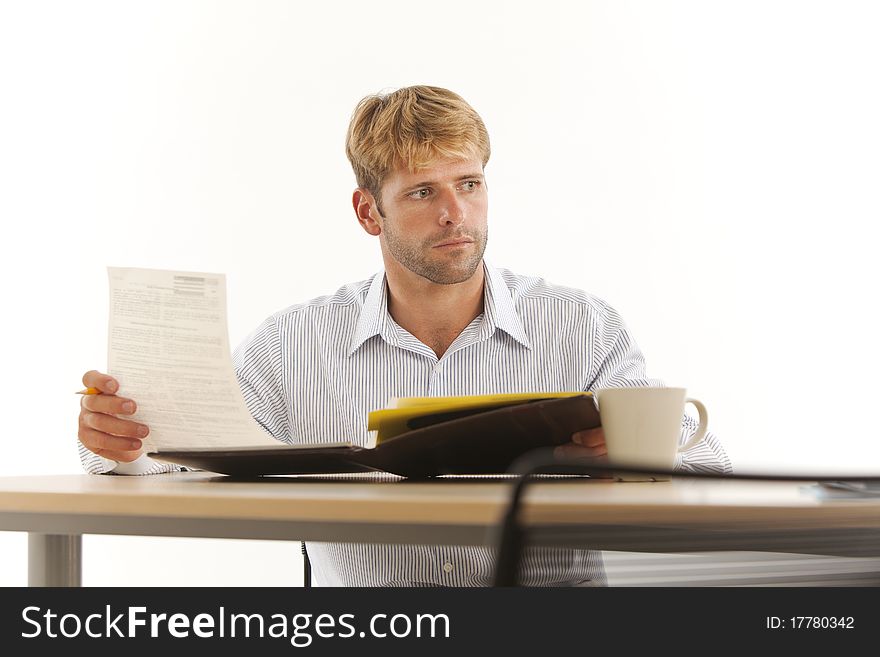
[437,189,465,226]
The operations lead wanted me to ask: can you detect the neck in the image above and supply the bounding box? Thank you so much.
[384,261,486,359]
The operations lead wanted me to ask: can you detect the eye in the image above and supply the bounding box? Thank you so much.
[408,188,431,199]
[461,180,482,191]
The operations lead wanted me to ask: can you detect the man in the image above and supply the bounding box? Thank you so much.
[78,85,730,586]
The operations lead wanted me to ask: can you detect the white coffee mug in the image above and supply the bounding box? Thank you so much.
[596,386,708,473]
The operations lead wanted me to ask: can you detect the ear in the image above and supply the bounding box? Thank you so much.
[353,189,382,236]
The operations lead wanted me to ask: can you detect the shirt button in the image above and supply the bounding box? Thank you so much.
[442,562,454,573]
[433,363,443,374]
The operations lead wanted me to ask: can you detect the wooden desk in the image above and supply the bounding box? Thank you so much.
[1,472,878,586]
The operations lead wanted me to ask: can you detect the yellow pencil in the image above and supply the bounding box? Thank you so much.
[75,387,100,395]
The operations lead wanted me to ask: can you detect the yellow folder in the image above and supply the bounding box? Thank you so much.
[368,391,591,444]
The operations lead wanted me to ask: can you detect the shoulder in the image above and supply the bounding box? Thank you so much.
[238,275,376,348]
[270,275,375,324]
[493,266,621,321]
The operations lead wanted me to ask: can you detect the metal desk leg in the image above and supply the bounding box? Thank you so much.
[28,533,82,587]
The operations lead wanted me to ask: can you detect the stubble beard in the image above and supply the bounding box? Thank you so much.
[383,221,488,285]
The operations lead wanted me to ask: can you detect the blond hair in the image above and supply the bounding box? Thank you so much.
[345,85,491,201]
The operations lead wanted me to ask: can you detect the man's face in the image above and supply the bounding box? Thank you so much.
[373,157,488,285]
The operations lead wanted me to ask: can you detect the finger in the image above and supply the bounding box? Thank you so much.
[92,447,143,463]
[78,425,143,455]
[82,370,119,395]
[554,443,608,460]
[572,427,605,447]
[81,393,137,416]
[81,410,149,440]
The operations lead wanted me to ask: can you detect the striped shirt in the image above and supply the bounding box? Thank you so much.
[80,262,731,585]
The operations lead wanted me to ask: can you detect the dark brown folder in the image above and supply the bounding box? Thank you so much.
[148,395,601,478]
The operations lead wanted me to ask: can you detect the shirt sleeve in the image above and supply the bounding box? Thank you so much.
[77,442,181,475]
[585,303,732,474]
[231,314,293,443]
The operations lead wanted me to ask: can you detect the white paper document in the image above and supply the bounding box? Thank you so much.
[107,267,279,451]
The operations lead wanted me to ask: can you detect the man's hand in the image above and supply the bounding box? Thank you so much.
[77,370,149,462]
[554,426,608,464]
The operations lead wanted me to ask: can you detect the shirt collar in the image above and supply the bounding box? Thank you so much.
[482,262,531,349]
[348,272,389,356]
[347,261,532,356]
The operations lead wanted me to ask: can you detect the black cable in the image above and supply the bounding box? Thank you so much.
[493,448,601,586]
[491,448,880,587]
[301,541,312,588]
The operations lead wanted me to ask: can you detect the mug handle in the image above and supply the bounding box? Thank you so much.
[677,398,708,452]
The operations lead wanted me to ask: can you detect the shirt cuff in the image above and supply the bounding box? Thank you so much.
[107,454,165,475]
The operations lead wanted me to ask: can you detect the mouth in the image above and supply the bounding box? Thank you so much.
[433,239,474,248]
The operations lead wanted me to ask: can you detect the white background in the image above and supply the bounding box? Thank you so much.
[1,0,878,586]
